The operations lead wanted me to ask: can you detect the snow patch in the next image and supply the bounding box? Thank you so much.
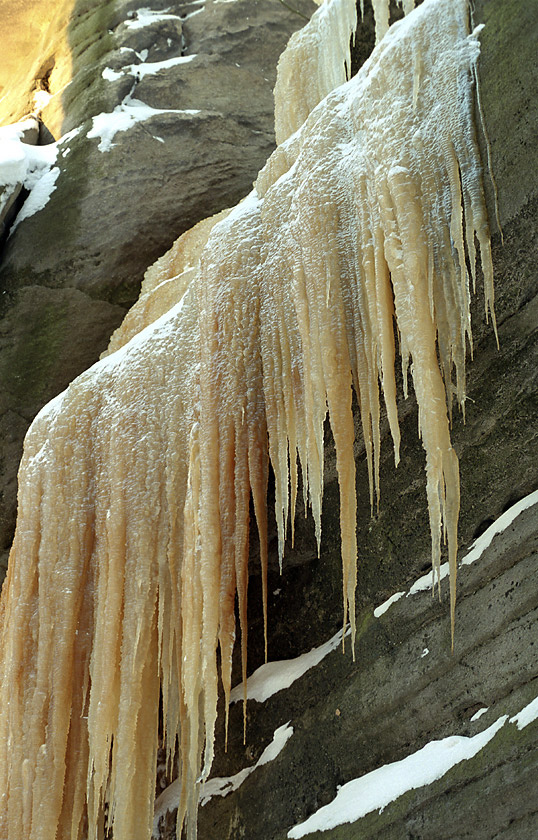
[288,684,538,838]
[12,167,61,229]
[230,626,350,704]
[124,7,184,30]
[152,722,293,836]
[87,94,202,152]
[374,591,405,617]
[102,67,123,82]
[183,6,204,18]
[287,716,508,837]
[0,122,81,230]
[509,696,538,730]
[200,722,293,805]
[101,54,197,84]
[33,89,52,112]
[0,118,41,184]
[408,563,449,595]
[461,490,538,568]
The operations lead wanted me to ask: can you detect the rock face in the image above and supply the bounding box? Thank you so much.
[0,0,536,838]
[194,500,537,840]
[0,0,316,573]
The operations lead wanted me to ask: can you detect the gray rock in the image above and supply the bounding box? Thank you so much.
[196,502,537,840]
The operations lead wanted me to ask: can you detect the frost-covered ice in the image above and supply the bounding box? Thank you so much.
[287,715,508,837]
[87,94,202,152]
[470,707,488,722]
[374,591,405,617]
[0,122,81,230]
[230,626,350,704]
[152,722,293,835]
[34,289,190,427]
[374,490,538,618]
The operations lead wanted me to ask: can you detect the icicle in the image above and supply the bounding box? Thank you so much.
[274,0,358,144]
[0,1,494,838]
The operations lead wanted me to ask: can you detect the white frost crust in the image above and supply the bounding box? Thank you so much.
[288,715,509,837]
[152,723,293,834]
[374,490,538,617]
[274,0,357,144]
[37,288,190,406]
[230,627,350,704]
[274,0,419,145]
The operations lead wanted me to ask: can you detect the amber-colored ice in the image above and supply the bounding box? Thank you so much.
[274,0,357,144]
[0,0,494,838]
[274,0,416,145]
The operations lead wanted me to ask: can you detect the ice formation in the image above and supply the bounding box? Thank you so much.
[0,0,495,838]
